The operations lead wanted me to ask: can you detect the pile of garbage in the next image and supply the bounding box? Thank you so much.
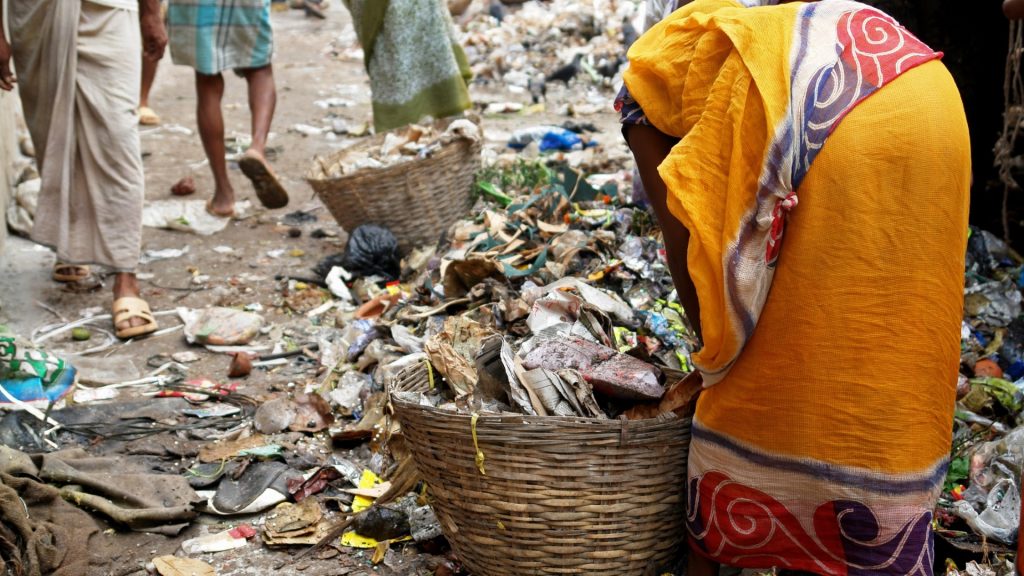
[312,155,698,421]
[312,119,482,178]
[460,0,638,102]
[938,227,1024,564]
[0,156,697,574]
[8,160,1024,574]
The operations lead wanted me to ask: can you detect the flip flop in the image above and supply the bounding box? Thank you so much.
[205,199,235,219]
[138,106,161,126]
[112,296,159,339]
[211,461,299,514]
[52,263,90,283]
[238,151,289,209]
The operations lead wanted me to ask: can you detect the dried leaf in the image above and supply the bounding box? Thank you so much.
[152,555,216,576]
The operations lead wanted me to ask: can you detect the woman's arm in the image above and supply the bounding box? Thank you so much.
[0,0,14,91]
[625,123,703,341]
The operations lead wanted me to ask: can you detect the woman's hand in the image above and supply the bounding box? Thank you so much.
[0,38,14,92]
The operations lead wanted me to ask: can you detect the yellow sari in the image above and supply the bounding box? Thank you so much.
[625,1,970,573]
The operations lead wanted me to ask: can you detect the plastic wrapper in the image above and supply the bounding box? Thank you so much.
[180,307,264,346]
[966,226,1014,278]
[339,319,380,362]
[953,478,1020,544]
[330,371,371,416]
[965,280,1022,328]
[391,325,424,353]
[507,126,584,152]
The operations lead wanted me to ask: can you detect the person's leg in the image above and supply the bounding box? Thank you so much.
[236,64,288,208]
[241,64,275,157]
[626,124,703,341]
[139,55,159,115]
[195,71,235,216]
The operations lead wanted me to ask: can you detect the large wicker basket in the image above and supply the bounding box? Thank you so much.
[391,395,691,575]
[305,122,482,250]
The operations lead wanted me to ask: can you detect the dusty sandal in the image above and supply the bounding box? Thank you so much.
[238,152,289,209]
[138,106,161,126]
[52,263,90,283]
[113,297,159,339]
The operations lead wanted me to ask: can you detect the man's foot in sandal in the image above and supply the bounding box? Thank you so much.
[112,273,158,339]
[53,263,91,283]
[238,150,289,209]
[138,106,161,126]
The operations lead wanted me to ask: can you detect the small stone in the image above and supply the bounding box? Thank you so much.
[170,176,196,196]
[228,353,253,378]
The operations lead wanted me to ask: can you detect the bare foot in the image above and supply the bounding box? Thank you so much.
[113,273,148,331]
[207,185,236,217]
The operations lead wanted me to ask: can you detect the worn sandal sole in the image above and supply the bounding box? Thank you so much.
[53,264,90,283]
[239,155,289,209]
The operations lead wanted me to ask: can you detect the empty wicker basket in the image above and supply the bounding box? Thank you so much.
[305,120,482,251]
[391,395,691,575]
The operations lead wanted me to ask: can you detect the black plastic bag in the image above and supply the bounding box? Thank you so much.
[317,224,401,281]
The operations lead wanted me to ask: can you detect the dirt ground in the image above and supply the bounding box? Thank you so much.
[0,4,629,575]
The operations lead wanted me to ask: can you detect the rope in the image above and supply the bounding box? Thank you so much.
[996,20,1024,242]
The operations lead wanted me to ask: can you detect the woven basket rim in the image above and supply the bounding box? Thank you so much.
[305,119,480,185]
[391,395,692,430]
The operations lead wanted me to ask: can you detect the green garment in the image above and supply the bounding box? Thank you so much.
[343,0,472,132]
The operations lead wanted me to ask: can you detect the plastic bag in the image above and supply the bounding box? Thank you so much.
[953,478,1020,544]
[341,224,401,281]
[964,280,1022,328]
[507,126,583,152]
[180,307,264,346]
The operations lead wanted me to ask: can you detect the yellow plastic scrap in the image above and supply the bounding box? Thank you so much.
[351,469,382,512]
[372,541,389,564]
[341,469,385,549]
[340,531,379,549]
[425,359,435,390]
[471,413,486,475]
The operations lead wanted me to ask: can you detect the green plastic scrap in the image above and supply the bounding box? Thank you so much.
[0,336,69,387]
[500,247,548,278]
[475,181,513,207]
[967,377,1021,413]
[613,326,637,353]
